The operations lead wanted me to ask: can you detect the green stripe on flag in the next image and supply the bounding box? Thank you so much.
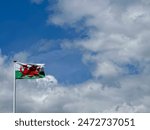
[15,71,23,79]
[15,70,45,79]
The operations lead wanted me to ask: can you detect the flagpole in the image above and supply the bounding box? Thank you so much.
[13,60,17,113]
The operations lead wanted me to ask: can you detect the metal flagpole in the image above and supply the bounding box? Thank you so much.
[13,60,17,113]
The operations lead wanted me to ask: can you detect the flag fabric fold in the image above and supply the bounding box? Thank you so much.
[15,62,45,79]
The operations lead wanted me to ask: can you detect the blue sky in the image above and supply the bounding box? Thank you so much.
[0,0,150,112]
[0,0,91,84]
[0,0,79,51]
[0,0,140,85]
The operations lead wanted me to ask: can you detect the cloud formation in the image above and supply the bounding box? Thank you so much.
[0,51,150,112]
[0,0,150,112]
[48,0,150,80]
[47,0,150,112]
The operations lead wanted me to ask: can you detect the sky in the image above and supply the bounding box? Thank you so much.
[0,0,150,112]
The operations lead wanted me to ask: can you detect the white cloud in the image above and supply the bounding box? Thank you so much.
[48,0,110,26]
[44,0,150,112]
[104,103,146,113]
[0,51,150,113]
[48,0,150,78]
[15,75,150,112]
[93,61,121,78]
[35,75,58,87]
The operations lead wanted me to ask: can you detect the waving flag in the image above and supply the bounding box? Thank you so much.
[15,62,45,79]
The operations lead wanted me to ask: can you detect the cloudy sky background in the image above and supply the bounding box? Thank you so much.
[0,0,150,112]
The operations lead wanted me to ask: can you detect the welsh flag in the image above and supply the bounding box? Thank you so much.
[15,62,45,79]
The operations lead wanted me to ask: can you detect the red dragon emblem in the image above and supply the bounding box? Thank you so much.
[20,64,41,77]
